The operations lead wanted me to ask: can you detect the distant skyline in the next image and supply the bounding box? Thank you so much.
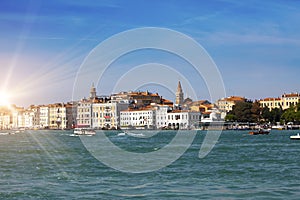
[1,0,300,107]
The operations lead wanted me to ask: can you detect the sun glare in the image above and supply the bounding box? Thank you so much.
[0,91,10,106]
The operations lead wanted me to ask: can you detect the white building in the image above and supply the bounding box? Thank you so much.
[0,114,10,130]
[24,111,33,128]
[17,114,25,128]
[28,106,40,128]
[151,104,170,129]
[167,110,201,130]
[201,108,223,123]
[92,102,128,129]
[120,107,156,129]
[39,106,49,128]
[76,99,92,128]
[10,105,25,129]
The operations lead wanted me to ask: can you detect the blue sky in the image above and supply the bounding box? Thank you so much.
[1,0,300,106]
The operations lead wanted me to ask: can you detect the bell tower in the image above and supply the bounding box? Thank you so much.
[90,83,97,99]
[175,81,184,105]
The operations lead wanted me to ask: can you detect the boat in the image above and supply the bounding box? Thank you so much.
[74,128,96,136]
[0,132,9,136]
[249,129,270,135]
[117,131,146,138]
[117,132,126,136]
[271,125,284,130]
[290,133,300,140]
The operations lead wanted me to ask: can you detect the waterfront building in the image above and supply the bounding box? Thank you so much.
[39,106,49,128]
[49,103,63,129]
[28,105,40,128]
[0,113,10,130]
[17,112,25,128]
[281,93,300,110]
[259,97,282,110]
[216,96,246,113]
[120,103,173,130]
[66,102,78,129]
[77,84,108,128]
[24,109,37,128]
[259,92,300,110]
[120,107,156,129]
[48,103,76,130]
[10,105,25,129]
[201,108,223,123]
[92,102,129,129]
[76,98,92,128]
[152,104,170,129]
[167,110,201,130]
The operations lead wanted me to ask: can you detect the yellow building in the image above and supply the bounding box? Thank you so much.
[184,100,213,113]
[282,93,300,110]
[216,96,246,113]
[260,93,300,110]
[0,114,10,130]
[92,102,128,129]
[259,98,282,110]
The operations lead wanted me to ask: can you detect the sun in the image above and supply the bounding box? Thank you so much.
[0,91,10,106]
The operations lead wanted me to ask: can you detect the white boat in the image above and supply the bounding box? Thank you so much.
[117,131,146,138]
[0,132,9,136]
[290,133,300,140]
[117,132,126,136]
[74,128,96,136]
[126,131,146,138]
[271,125,284,130]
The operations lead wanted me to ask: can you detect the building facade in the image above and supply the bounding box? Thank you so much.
[92,102,128,129]
[216,96,246,113]
[76,99,92,128]
[259,97,282,110]
[201,108,223,123]
[152,104,170,129]
[0,113,10,130]
[167,110,201,130]
[259,93,300,110]
[120,107,156,129]
[39,106,49,128]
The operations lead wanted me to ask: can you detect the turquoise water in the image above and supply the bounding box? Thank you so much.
[0,130,299,199]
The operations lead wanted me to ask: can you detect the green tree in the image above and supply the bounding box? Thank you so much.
[270,108,283,123]
[296,103,300,122]
[261,107,271,122]
[229,101,254,122]
[251,101,262,122]
[281,106,296,123]
[225,113,237,121]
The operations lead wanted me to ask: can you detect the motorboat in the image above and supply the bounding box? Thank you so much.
[271,125,284,130]
[290,133,300,140]
[117,132,126,136]
[74,128,96,136]
[117,130,146,138]
[249,129,270,135]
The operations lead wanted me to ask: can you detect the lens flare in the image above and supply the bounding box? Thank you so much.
[0,91,10,106]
